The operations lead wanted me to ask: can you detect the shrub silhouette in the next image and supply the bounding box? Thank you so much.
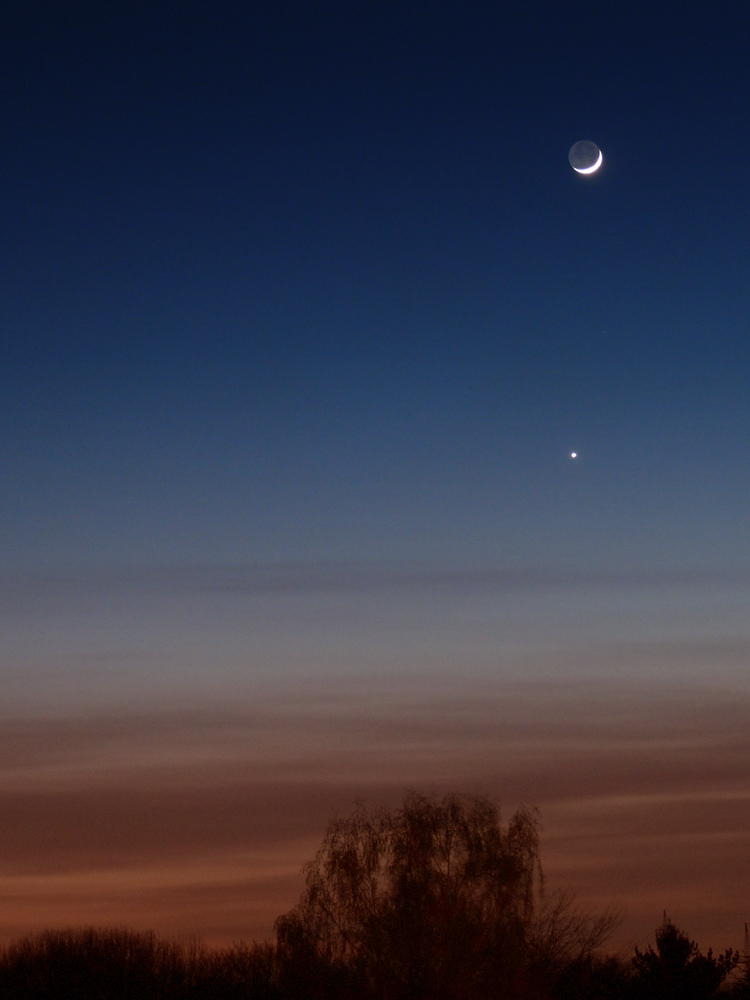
[630,918,739,1000]
[528,889,623,993]
[8,792,746,1000]
[0,927,191,999]
[550,953,632,1000]
[0,927,279,999]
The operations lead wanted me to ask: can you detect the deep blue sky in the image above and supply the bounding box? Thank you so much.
[2,0,749,572]
[3,2,750,950]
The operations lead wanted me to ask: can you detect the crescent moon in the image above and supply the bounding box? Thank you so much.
[573,149,603,174]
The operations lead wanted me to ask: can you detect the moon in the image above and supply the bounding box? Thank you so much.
[568,140,602,174]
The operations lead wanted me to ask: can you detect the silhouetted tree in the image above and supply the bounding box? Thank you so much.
[0,927,192,999]
[551,953,632,1000]
[630,918,739,1000]
[728,960,750,1000]
[275,791,619,1000]
[0,928,282,1000]
[528,889,624,994]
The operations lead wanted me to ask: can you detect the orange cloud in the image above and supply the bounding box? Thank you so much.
[1,678,749,953]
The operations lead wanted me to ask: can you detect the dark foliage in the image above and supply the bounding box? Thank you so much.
[0,795,745,1000]
[630,920,739,1000]
[0,927,280,1000]
[274,791,619,1000]
[551,955,633,1000]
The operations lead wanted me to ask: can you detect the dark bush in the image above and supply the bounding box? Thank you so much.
[6,795,744,1000]
[630,920,738,1000]
[0,927,279,1000]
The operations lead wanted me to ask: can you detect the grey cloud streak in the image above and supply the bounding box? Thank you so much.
[2,560,749,612]
[1,679,750,951]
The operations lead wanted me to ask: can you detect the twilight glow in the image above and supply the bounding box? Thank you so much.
[1,0,749,959]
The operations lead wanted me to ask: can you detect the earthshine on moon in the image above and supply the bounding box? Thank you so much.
[568,140,603,174]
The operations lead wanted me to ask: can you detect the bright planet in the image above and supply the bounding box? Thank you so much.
[568,140,602,174]
[570,452,577,458]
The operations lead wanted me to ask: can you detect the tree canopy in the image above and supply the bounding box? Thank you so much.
[2,793,746,999]
[275,791,618,1000]
[630,919,739,1000]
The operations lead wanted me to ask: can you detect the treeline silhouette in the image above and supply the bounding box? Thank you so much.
[1,792,747,999]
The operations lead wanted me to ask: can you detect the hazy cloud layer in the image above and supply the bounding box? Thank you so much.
[1,679,749,952]
[3,560,750,610]
[3,558,749,719]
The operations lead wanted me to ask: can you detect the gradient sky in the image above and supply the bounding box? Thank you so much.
[1,0,749,954]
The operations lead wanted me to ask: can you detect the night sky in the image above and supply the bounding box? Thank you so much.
[1,0,749,952]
